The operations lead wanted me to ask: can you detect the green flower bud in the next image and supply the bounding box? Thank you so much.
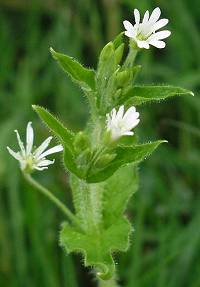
[95,153,116,168]
[74,132,90,153]
[115,43,124,64]
[116,70,131,87]
[99,42,114,63]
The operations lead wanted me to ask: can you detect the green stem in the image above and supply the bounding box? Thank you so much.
[23,173,83,231]
[123,44,138,68]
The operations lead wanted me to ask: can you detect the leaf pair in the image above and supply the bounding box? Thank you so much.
[33,105,166,183]
[60,165,137,280]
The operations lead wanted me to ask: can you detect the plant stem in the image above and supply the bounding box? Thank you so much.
[23,173,83,231]
[123,45,138,68]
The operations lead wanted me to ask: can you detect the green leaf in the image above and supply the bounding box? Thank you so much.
[63,145,85,178]
[60,218,131,280]
[50,48,95,91]
[103,165,138,227]
[33,105,85,177]
[87,140,165,183]
[33,105,74,150]
[121,85,194,106]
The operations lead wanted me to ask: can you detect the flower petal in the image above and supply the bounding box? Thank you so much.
[152,18,169,32]
[34,136,53,158]
[37,144,63,160]
[149,40,166,48]
[34,166,49,171]
[149,30,171,41]
[134,9,140,25]
[123,20,134,31]
[14,129,26,156]
[149,7,161,24]
[125,30,136,38]
[7,146,22,161]
[137,40,150,49]
[26,122,34,155]
[116,105,124,122]
[36,159,55,167]
[142,10,150,23]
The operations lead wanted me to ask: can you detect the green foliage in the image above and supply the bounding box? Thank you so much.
[60,218,131,280]
[60,173,133,280]
[103,165,138,227]
[121,86,194,106]
[87,141,165,183]
[50,48,96,92]
[33,105,74,149]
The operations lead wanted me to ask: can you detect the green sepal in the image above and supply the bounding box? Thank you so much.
[113,32,124,49]
[60,217,132,280]
[87,140,165,183]
[114,43,124,65]
[32,105,74,150]
[121,85,194,106]
[50,48,96,91]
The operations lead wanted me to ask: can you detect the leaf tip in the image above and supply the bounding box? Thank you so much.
[50,47,57,59]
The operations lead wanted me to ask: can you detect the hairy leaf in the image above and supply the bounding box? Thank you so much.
[121,85,194,106]
[103,165,138,227]
[60,218,131,280]
[33,105,74,150]
[50,48,96,91]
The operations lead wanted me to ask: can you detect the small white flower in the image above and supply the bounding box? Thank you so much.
[123,7,171,49]
[106,105,140,141]
[7,122,63,172]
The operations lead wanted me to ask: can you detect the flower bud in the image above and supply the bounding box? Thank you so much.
[74,132,90,153]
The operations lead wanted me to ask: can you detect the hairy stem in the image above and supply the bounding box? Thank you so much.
[23,173,83,231]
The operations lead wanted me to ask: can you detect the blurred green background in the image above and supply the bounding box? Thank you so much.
[0,0,200,286]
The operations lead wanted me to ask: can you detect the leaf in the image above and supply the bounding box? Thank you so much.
[121,85,194,106]
[103,165,138,227]
[33,105,74,150]
[63,145,85,178]
[87,140,165,183]
[60,218,131,280]
[50,48,96,91]
[33,105,85,177]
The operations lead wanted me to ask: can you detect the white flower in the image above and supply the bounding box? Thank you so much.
[106,105,140,141]
[7,122,63,172]
[123,7,171,49]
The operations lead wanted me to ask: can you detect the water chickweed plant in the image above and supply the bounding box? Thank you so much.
[7,7,194,287]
